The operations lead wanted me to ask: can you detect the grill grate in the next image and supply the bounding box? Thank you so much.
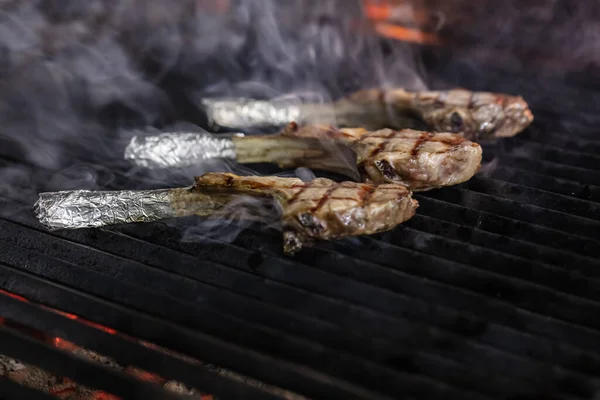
[0,378,56,400]
[0,288,283,400]
[0,64,599,399]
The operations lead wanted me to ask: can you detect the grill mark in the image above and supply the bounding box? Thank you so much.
[340,131,359,140]
[431,134,466,147]
[287,185,309,205]
[367,129,399,158]
[311,186,337,213]
[355,134,371,144]
[468,91,475,109]
[410,132,432,156]
[360,186,377,206]
[329,196,364,203]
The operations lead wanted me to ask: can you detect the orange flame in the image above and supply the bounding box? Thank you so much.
[361,0,442,45]
[373,22,440,45]
[363,2,394,21]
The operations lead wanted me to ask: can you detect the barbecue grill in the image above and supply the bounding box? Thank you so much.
[0,1,599,399]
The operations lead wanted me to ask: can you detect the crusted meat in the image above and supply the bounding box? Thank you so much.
[200,88,533,140]
[35,173,418,255]
[192,173,418,254]
[333,88,534,140]
[232,123,482,191]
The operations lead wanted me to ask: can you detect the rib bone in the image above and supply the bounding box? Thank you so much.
[35,172,418,254]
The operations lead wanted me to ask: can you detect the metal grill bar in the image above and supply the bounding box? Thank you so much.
[465,177,600,220]
[0,292,284,400]
[0,240,494,400]
[4,195,600,360]
[3,255,416,399]
[0,326,185,400]
[519,133,600,154]
[79,220,600,348]
[488,165,599,202]
[173,217,600,337]
[1,85,599,399]
[387,225,600,301]
[414,196,600,258]
[506,139,600,170]
[0,18,598,400]
[0,378,56,400]
[423,188,600,240]
[4,212,600,394]
[406,215,600,276]
[0,287,527,399]
[0,263,380,400]
[10,206,598,363]
[494,155,600,186]
[0,227,596,398]
[115,220,600,363]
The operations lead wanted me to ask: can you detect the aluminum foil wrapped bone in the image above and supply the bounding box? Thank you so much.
[124,132,239,169]
[34,189,177,230]
[201,97,303,130]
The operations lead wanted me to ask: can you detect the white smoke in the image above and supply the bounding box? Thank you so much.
[2,0,591,243]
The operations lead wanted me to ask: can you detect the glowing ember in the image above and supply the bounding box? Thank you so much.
[124,366,166,385]
[0,289,303,399]
[48,309,79,320]
[52,337,79,352]
[92,393,121,400]
[0,289,211,399]
[48,379,78,399]
[0,289,29,303]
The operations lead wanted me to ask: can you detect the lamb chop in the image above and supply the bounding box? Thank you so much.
[201,88,533,141]
[125,123,483,191]
[35,172,418,254]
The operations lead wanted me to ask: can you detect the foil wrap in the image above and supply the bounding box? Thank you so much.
[124,132,238,168]
[34,189,176,230]
[202,98,302,130]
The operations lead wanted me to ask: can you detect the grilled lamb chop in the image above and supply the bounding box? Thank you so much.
[330,88,534,140]
[201,88,533,141]
[35,173,418,254]
[126,123,483,191]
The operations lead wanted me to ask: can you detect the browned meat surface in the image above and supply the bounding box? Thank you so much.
[233,123,482,191]
[35,173,418,255]
[193,173,418,254]
[201,88,533,140]
[331,88,534,140]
